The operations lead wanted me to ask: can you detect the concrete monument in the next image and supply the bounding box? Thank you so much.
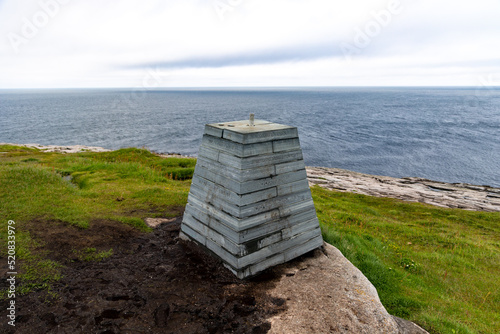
[180,115,323,278]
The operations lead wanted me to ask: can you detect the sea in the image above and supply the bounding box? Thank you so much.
[1,87,499,187]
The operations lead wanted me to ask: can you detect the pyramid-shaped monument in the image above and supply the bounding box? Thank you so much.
[180,116,323,278]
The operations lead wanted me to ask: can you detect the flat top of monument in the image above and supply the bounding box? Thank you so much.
[206,119,295,134]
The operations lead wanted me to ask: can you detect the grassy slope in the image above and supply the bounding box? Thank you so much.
[1,145,499,333]
[0,145,195,292]
[313,186,500,334]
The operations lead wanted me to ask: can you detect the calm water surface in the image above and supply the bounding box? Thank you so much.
[1,87,499,187]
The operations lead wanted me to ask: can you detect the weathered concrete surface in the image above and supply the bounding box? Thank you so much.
[182,120,323,278]
[307,167,500,212]
[206,120,298,144]
[267,242,429,334]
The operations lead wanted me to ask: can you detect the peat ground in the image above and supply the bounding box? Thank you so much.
[0,218,288,334]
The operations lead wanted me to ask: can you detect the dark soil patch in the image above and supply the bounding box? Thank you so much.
[25,219,141,264]
[0,218,287,333]
[126,205,186,220]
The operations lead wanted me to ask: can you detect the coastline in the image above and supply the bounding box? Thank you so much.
[2,143,499,212]
[0,143,111,153]
[0,143,192,158]
[307,167,500,212]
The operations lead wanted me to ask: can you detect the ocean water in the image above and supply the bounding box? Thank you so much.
[1,87,499,187]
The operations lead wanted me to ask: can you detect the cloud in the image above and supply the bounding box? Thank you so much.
[1,0,500,88]
[125,41,343,70]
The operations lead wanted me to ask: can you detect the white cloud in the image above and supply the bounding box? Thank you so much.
[0,0,499,88]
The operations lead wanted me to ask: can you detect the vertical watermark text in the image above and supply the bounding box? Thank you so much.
[6,220,17,327]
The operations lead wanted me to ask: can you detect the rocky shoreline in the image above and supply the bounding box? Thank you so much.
[0,143,112,153]
[3,143,499,212]
[307,167,500,212]
[0,143,192,158]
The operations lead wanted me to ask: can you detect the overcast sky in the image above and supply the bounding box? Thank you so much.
[1,0,499,88]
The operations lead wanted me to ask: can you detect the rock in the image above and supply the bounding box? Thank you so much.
[144,217,176,228]
[392,316,429,334]
[0,142,111,153]
[0,142,194,158]
[307,167,500,212]
[266,243,428,334]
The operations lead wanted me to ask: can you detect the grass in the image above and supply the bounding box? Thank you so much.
[312,186,500,334]
[0,145,195,294]
[1,145,499,333]
[73,247,114,262]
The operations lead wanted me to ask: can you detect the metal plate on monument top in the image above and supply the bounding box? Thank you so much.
[205,119,298,144]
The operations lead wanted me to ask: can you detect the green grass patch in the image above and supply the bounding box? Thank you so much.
[0,227,63,297]
[114,217,152,232]
[312,186,500,334]
[0,144,39,153]
[73,247,113,262]
[2,144,499,333]
[0,145,193,295]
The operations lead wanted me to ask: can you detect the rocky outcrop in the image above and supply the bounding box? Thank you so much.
[0,143,193,158]
[0,143,111,153]
[307,167,500,212]
[267,242,428,334]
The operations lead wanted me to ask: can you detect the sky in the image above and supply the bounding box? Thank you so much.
[1,0,500,88]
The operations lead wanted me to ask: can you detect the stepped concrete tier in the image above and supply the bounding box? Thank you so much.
[180,118,323,279]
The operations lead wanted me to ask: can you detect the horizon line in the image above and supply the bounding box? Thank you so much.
[1,85,499,90]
